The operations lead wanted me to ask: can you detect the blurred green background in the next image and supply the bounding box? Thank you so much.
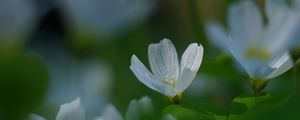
[0,0,299,120]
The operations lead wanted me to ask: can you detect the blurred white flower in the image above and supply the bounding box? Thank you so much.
[40,51,113,118]
[56,98,85,120]
[28,114,46,120]
[206,0,297,81]
[130,39,204,97]
[30,96,155,120]
[57,0,156,38]
[0,0,38,48]
[125,96,154,120]
[93,104,123,120]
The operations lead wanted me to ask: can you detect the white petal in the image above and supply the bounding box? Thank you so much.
[94,104,123,120]
[205,21,260,77]
[266,53,294,79]
[263,0,298,54]
[56,98,85,120]
[130,55,175,96]
[292,0,300,11]
[148,39,179,82]
[138,96,154,114]
[228,0,263,45]
[205,22,230,51]
[176,43,203,92]
[265,0,289,21]
[28,114,46,120]
[125,100,139,120]
[264,12,300,55]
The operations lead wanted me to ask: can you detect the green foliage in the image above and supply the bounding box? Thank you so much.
[0,52,48,120]
[162,93,299,120]
[163,105,215,120]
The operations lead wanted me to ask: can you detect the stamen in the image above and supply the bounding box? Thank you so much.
[244,47,270,61]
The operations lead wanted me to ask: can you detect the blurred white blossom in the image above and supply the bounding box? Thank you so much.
[93,104,123,120]
[0,0,38,48]
[125,96,154,120]
[32,96,154,120]
[206,0,298,80]
[28,114,46,120]
[56,98,85,120]
[130,39,204,97]
[40,51,113,119]
[57,0,156,38]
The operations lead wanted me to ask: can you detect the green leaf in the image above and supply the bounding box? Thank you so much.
[232,93,271,108]
[0,52,48,119]
[201,53,247,80]
[163,105,215,120]
[228,94,291,120]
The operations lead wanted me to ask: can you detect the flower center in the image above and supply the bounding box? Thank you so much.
[244,47,270,61]
[165,79,176,88]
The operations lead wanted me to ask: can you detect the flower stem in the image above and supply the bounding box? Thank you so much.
[293,64,299,95]
[168,93,183,104]
[250,78,268,94]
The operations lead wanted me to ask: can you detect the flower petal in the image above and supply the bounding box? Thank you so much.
[176,43,203,92]
[28,114,46,120]
[264,12,300,56]
[228,0,263,45]
[293,0,300,11]
[94,104,123,120]
[265,0,289,22]
[205,22,230,52]
[56,98,85,120]
[266,53,294,79]
[148,39,179,82]
[263,0,299,55]
[130,55,175,96]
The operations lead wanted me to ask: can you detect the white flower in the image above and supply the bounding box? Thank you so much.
[130,39,204,97]
[56,98,85,120]
[205,0,297,80]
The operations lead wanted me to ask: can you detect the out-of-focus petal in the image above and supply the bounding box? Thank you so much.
[205,22,230,52]
[28,114,46,120]
[56,98,85,120]
[228,0,263,45]
[94,104,123,120]
[266,53,294,79]
[125,96,154,120]
[0,0,38,47]
[265,0,289,21]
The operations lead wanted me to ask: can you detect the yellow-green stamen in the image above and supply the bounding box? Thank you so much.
[168,93,183,104]
[244,47,270,61]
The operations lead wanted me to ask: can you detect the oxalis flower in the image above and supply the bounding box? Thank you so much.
[206,0,299,93]
[130,39,203,103]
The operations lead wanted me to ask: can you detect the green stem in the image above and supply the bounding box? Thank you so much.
[293,64,299,95]
[250,78,268,94]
